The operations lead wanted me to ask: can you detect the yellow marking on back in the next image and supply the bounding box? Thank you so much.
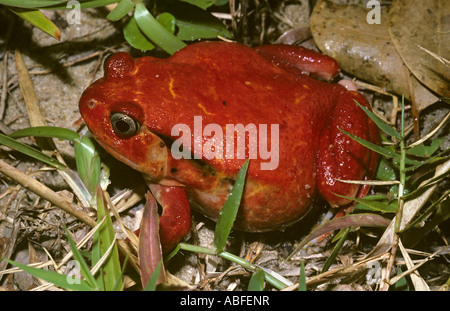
[168,77,176,99]
[198,103,215,116]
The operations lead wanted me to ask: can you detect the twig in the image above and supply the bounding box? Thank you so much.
[0,159,95,227]
[0,16,14,120]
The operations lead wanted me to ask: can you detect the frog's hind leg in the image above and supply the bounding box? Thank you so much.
[316,90,380,208]
[254,44,340,81]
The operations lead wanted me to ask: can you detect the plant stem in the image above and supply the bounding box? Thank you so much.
[385,96,407,290]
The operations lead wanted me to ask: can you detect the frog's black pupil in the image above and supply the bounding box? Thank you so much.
[116,119,130,133]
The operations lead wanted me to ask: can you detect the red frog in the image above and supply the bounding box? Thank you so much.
[79,41,380,253]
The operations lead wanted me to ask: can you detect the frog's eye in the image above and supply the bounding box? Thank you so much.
[110,112,140,137]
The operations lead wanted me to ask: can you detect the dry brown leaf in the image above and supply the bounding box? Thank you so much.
[138,192,166,287]
[310,0,440,113]
[14,49,56,152]
[389,0,450,97]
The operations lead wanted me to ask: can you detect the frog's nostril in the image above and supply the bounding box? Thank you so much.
[87,99,96,109]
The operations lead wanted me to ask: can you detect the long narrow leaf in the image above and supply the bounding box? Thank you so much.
[288,213,391,260]
[92,187,123,291]
[298,260,307,291]
[354,100,402,140]
[339,128,400,159]
[10,8,61,40]
[123,16,155,50]
[180,0,218,9]
[143,260,163,291]
[10,126,102,201]
[134,2,186,55]
[248,269,265,291]
[2,258,94,291]
[214,159,249,253]
[139,192,165,287]
[167,3,233,41]
[65,227,99,290]
[45,0,120,10]
[339,128,422,166]
[334,193,398,213]
[106,0,134,21]
[0,133,66,170]
[10,126,80,142]
[0,0,67,8]
[74,135,101,199]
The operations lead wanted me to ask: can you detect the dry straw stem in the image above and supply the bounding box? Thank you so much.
[284,160,450,291]
[0,218,105,280]
[0,159,96,227]
[406,111,450,149]
[355,80,399,125]
[368,158,450,257]
[282,252,390,290]
[366,158,450,290]
[394,239,429,290]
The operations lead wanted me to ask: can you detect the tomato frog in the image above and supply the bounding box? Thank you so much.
[79,41,380,253]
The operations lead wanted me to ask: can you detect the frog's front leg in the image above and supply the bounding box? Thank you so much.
[148,184,192,254]
[317,90,380,208]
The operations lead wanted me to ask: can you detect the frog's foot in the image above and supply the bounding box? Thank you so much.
[254,44,340,81]
[149,184,192,254]
[317,90,380,208]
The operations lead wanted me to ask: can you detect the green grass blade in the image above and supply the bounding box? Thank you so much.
[214,159,249,253]
[123,16,155,50]
[339,128,422,167]
[7,127,101,205]
[10,126,80,142]
[248,269,265,291]
[334,193,398,213]
[134,2,186,55]
[9,8,61,40]
[167,3,233,41]
[65,227,99,290]
[354,100,402,140]
[92,187,123,291]
[180,0,218,9]
[74,135,101,200]
[339,128,401,160]
[10,126,102,199]
[0,0,67,8]
[2,258,94,291]
[45,0,120,9]
[106,0,134,21]
[321,227,350,273]
[407,137,444,157]
[298,260,306,291]
[0,133,66,170]
[143,260,162,291]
